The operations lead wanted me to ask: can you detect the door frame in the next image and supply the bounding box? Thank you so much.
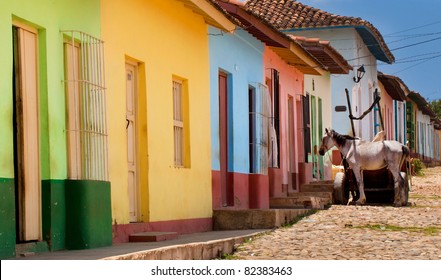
[12,21,42,242]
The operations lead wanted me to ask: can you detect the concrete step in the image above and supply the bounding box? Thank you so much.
[213,209,311,230]
[129,232,179,242]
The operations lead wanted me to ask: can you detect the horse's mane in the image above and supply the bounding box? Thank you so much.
[331,130,357,146]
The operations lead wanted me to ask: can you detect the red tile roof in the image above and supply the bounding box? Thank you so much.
[244,0,395,64]
[216,1,351,74]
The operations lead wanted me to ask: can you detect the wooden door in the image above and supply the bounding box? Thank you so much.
[13,24,41,241]
[302,94,311,162]
[311,95,318,178]
[318,98,324,180]
[126,63,139,222]
[219,72,233,206]
[288,96,295,190]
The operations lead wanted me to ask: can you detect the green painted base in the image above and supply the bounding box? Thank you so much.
[65,180,112,250]
[1,178,112,259]
[0,178,16,259]
[42,180,66,251]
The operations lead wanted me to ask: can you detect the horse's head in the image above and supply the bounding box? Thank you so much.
[319,128,335,156]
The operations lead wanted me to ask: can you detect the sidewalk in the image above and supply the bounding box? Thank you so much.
[14,229,268,260]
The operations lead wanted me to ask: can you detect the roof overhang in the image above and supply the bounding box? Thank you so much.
[284,26,395,64]
[408,91,436,118]
[176,0,236,32]
[218,1,325,75]
[378,73,409,101]
[289,36,352,74]
[269,45,323,75]
[355,26,394,64]
[432,118,441,130]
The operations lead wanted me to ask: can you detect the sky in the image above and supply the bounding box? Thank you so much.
[289,0,441,102]
[239,0,441,102]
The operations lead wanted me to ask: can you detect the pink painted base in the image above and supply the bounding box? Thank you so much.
[112,217,212,243]
[212,170,269,210]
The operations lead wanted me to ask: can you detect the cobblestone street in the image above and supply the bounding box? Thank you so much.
[233,167,441,260]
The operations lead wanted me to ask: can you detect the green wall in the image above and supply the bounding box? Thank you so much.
[0,0,101,179]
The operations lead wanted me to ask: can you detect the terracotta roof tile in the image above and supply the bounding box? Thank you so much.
[216,1,351,74]
[244,0,395,64]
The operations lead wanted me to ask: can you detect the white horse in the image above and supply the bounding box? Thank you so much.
[319,128,410,206]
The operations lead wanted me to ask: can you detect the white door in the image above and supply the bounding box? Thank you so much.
[13,24,41,241]
[126,63,139,222]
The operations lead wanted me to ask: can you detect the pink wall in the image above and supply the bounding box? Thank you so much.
[379,84,395,140]
[263,47,304,195]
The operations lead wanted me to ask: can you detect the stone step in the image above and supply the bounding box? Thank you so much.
[16,241,49,257]
[129,232,179,242]
[292,192,333,205]
[213,209,311,230]
[289,191,333,200]
[300,182,334,193]
[270,195,329,210]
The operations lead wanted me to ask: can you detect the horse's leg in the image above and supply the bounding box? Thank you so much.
[398,171,406,206]
[352,167,366,205]
[389,165,403,207]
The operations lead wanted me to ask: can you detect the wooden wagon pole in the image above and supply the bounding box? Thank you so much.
[374,88,385,137]
[345,88,356,137]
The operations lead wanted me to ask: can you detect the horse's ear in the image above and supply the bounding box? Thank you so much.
[325,128,329,134]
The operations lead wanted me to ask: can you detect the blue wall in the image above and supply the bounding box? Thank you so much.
[209,27,264,173]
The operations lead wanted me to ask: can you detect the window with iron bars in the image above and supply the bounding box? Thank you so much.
[249,83,270,175]
[63,30,108,181]
[266,69,280,168]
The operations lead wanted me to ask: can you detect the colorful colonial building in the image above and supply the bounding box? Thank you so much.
[101,0,235,242]
[0,0,111,259]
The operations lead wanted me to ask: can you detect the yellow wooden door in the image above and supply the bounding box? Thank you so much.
[13,24,41,241]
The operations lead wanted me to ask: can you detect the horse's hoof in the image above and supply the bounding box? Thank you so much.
[355,200,365,206]
[393,201,402,207]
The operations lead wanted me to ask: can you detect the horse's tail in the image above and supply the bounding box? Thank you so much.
[402,145,411,162]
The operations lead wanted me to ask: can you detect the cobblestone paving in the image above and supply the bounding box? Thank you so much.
[233,167,441,260]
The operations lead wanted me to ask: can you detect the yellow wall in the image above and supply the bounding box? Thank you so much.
[101,0,212,224]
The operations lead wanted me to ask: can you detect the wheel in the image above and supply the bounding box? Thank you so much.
[333,172,347,205]
[400,171,410,206]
